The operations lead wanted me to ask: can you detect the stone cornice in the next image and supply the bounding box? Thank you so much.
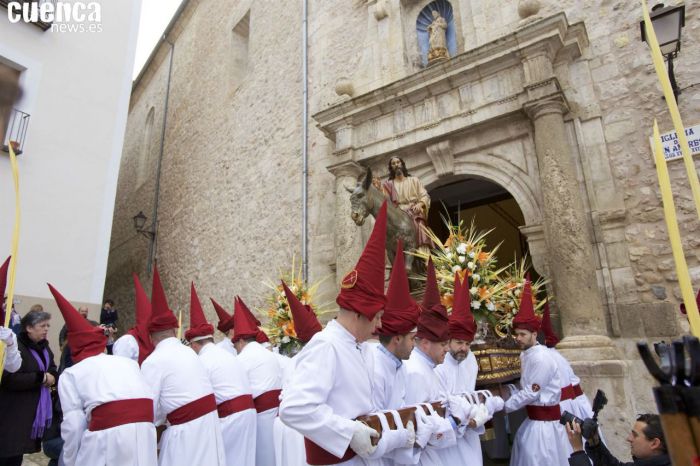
[313,13,587,139]
[522,90,569,120]
[327,160,365,179]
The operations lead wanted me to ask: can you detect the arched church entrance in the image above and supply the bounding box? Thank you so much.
[427,177,540,282]
[425,176,541,464]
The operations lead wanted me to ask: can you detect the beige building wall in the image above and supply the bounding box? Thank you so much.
[107,0,699,458]
[0,0,142,351]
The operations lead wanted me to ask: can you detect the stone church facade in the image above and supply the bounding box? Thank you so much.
[106,0,699,457]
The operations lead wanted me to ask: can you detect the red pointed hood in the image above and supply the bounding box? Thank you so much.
[0,256,9,323]
[449,272,476,341]
[147,265,179,333]
[282,280,322,343]
[211,298,235,334]
[256,329,270,344]
[185,282,215,342]
[416,258,450,342]
[336,201,388,320]
[378,240,419,336]
[232,296,260,342]
[513,276,539,333]
[0,256,9,301]
[541,300,559,347]
[421,257,446,314]
[679,289,700,316]
[127,273,154,364]
[48,284,106,363]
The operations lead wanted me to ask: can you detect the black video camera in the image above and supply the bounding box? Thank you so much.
[559,389,608,440]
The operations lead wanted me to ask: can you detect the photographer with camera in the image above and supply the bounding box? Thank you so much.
[99,299,118,354]
[566,414,670,466]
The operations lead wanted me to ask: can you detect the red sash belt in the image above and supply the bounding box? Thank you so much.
[304,438,356,465]
[573,384,584,397]
[254,389,282,413]
[561,385,576,401]
[526,404,561,421]
[89,398,154,431]
[217,394,255,418]
[166,394,216,425]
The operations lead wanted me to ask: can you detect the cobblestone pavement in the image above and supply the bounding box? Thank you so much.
[22,452,49,466]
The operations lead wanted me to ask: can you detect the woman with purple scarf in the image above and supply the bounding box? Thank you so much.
[0,309,57,466]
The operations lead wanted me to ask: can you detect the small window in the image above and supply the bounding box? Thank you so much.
[0,62,29,155]
[230,11,250,90]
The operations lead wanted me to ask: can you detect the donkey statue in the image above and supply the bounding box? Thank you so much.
[345,167,419,275]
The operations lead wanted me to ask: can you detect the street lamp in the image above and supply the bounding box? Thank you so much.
[133,211,155,239]
[640,3,686,100]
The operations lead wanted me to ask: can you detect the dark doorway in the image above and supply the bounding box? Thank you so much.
[427,178,528,269]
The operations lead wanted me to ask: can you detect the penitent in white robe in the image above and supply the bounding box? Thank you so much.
[505,344,570,466]
[141,337,226,466]
[112,334,139,362]
[274,353,309,466]
[198,342,257,466]
[216,337,237,356]
[434,351,484,466]
[280,319,375,466]
[368,343,421,466]
[58,353,157,466]
[370,342,407,412]
[548,348,594,420]
[399,348,456,466]
[236,340,283,466]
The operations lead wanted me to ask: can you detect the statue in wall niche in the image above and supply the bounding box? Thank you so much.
[427,10,449,64]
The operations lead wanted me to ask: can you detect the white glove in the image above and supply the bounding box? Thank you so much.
[472,404,490,428]
[485,396,504,415]
[427,411,457,449]
[446,395,470,425]
[0,327,15,346]
[0,327,21,373]
[366,411,409,458]
[414,408,432,448]
[404,420,416,448]
[349,421,379,457]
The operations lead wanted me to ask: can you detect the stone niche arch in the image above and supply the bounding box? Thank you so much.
[415,0,457,66]
[421,166,541,228]
[400,0,465,70]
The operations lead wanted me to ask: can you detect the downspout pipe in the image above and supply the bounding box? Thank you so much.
[147,37,175,275]
[301,0,309,283]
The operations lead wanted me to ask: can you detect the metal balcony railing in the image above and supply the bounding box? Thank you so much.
[2,108,30,156]
[0,0,57,31]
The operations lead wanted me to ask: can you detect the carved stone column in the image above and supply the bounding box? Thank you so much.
[525,96,634,458]
[328,161,366,284]
[524,96,618,359]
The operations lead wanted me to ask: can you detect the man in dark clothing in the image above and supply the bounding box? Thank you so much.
[99,299,118,327]
[567,414,670,466]
[99,300,118,355]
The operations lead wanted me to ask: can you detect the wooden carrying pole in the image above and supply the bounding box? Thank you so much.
[357,390,492,444]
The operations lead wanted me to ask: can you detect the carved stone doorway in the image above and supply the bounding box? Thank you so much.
[428,177,531,270]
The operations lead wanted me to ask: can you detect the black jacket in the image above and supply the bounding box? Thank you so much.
[99,307,118,327]
[569,442,671,466]
[0,332,57,456]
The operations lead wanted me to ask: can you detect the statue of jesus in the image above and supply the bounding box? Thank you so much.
[376,156,432,252]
